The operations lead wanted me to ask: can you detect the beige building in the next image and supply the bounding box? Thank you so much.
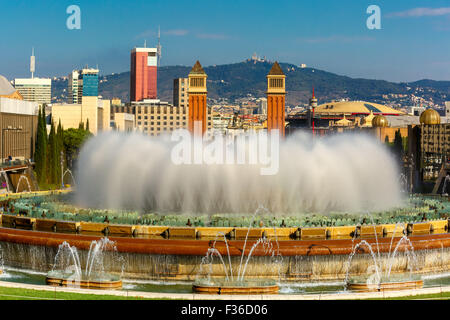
[135,100,209,136]
[173,78,189,108]
[110,100,212,136]
[111,97,122,106]
[0,97,38,161]
[51,97,111,135]
[113,113,135,132]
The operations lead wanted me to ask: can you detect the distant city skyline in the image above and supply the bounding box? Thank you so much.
[1,0,449,82]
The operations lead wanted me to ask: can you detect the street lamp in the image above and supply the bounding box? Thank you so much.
[60,150,64,189]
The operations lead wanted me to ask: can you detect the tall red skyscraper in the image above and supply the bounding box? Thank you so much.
[130,47,158,102]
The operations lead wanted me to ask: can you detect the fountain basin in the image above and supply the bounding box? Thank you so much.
[346,275,423,292]
[46,270,122,290]
[193,279,279,295]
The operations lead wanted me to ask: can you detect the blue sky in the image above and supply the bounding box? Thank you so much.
[1,0,449,82]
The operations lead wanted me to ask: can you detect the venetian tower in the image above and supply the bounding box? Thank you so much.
[188,61,208,135]
[266,62,286,137]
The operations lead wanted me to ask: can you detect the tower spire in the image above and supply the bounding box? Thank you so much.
[157,25,162,67]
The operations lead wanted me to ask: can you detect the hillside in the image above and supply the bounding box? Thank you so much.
[52,60,449,107]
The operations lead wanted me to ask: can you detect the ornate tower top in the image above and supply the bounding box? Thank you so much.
[188,61,207,94]
[268,61,285,76]
[189,60,206,75]
[266,62,286,94]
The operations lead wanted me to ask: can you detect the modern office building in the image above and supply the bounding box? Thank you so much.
[173,78,189,108]
[130,47,158,102]
[257,97,267,115]
[68,68,99,104]
[14,78,51,105]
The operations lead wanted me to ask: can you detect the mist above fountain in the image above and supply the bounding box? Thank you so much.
[75,131,403,214]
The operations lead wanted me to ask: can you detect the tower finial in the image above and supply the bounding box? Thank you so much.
[30,47,36,79]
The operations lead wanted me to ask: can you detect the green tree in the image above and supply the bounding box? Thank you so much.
[47,120,59,184]
[63,128,92,169]
[78,121,84,130]
[34,106,47,185]
[86,118,90,132]
[57,120,65,185]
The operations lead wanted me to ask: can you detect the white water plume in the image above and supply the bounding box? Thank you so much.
[75,130,403,214]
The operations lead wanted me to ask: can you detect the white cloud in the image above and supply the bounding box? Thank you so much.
[298,35,375,44]
[196,33,229,40]
[387,7,450,18]
[134,30,155,40]
[163,29,189,36]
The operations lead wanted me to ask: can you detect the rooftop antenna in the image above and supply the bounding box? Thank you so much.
[157,25,162,66]
[30,47,35,79]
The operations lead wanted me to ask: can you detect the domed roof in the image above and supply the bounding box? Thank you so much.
[0,75,16,96]
[420,109,440,125]
[314,101,405,116]
[372,115,389,127]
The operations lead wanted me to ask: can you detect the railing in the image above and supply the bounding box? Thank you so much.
[0,159,31,169]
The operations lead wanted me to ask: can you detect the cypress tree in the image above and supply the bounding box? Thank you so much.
[393,129,404,162]
[56,120,64,187]
[34,106,47,185]
[47,120,57,184]
[86,118,90,132]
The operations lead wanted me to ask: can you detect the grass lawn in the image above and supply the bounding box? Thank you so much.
[365,291,450,300]
[0,286,162,300]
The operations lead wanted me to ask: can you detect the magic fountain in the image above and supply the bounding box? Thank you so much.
[0,131,448,295]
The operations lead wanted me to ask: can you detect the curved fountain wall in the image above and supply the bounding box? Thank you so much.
[1,228,449,282]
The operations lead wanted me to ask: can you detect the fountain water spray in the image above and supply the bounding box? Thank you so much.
[75,131,403,214]
[15,175,32,193]
[49,238,124,286]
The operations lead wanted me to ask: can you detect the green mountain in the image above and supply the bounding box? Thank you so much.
[52,60,449,107]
